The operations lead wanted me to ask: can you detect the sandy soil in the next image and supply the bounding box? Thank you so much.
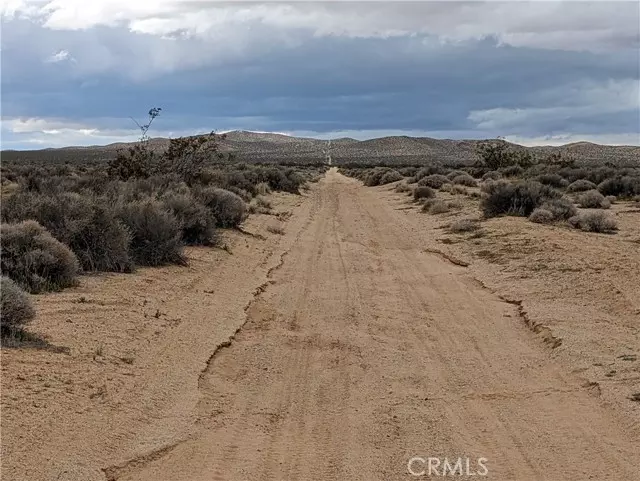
[2,169,639,480]
[374,180,640,438]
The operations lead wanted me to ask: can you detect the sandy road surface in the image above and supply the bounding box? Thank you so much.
[107,169,639,481]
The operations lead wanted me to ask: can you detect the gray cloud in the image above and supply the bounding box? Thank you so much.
[1,1,639,148]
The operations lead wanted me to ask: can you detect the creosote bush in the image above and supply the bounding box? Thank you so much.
[1,276,36,335]
[1,221,79,293]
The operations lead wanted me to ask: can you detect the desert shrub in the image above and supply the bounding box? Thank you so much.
[446,170,467,181]
[117,200,185,266]
[197,187,247,228]
[363,167,391,186]
[578,190,609,209]
[395,182,411,193]
[379,170,403,185]
[567,179,596,192]
[398,167,418,177]
[448,218,480,233]
[569,212,618,234]
[475,140,534,170]
[418,174,450,189]
[605,195,617,204]
[2,191,133,273]
[536,173,569,188]
[72,205,133,272]
[481,181,561,218]
[1,221,79,293]
[422,199,449,214]
[1,277,36,334]
[501,165,524,178]
[225,186,252,202]
[415,165,445,180]
[162,192,217,245]
[447,199,464,211]
[452,173,478,187]
[413,186,436,201]
[539,197,577,220]
[451,185,469,195]
[255,182,271,196]
[529,208,555,224]
[597,176,640,198]
[482,171,502,181]
[248,196,272,214]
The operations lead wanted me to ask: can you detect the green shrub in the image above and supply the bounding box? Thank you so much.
[197,187,247,228]
[1,276,36,334]
[1,220,79,293]
[117,200,186,266]
[481,181,561,217]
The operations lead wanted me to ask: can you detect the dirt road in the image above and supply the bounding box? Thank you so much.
[102,169,638,480]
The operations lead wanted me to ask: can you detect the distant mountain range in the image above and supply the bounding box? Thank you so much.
[3,131,639,166]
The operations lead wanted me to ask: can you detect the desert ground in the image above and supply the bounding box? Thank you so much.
[2,168,639,480]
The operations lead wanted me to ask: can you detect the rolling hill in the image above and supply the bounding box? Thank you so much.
[2,131,639,166]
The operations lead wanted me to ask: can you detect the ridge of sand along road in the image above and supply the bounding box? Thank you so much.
[109,169,640,481]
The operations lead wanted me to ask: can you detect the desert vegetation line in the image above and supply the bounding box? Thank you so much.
[1,109,326,346]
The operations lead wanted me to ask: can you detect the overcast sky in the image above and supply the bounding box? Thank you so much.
[1,1,639,149]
